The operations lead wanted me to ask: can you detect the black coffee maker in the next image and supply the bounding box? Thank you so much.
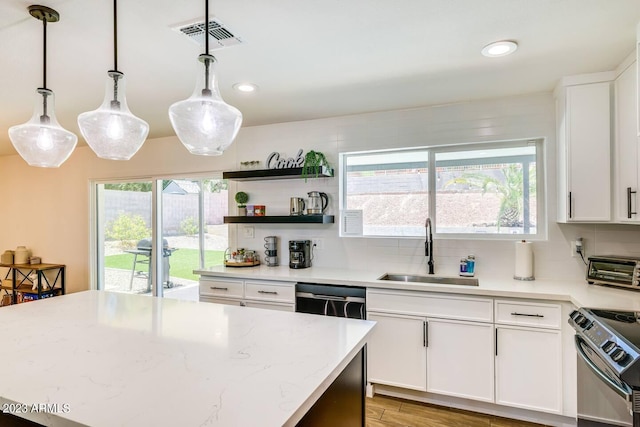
[289,240,312,269]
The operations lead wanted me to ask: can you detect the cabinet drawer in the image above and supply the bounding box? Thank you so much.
[199,278,244,298]
[495,300,561,329]
[245,280,295,303]
[367,289,493,322]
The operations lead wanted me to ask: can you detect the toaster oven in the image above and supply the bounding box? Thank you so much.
[587,255,640,290]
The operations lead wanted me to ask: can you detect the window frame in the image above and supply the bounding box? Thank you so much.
[339,138,546,240]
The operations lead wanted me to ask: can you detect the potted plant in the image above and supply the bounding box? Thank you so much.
[301,150,332,181]
[234,191,249,216]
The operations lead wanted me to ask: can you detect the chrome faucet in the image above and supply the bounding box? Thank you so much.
[425,218,434,274]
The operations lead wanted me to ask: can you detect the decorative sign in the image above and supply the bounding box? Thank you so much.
[266,149,305,169]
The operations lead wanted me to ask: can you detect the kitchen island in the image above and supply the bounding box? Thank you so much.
[0,290,374,426]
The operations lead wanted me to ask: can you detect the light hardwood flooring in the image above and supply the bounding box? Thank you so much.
[366,395,549,427]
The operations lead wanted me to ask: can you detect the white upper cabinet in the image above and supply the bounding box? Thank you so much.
[614,56,640,222]
[555,73,614,222]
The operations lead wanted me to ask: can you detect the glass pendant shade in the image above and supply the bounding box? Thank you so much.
[78,71,149,160]
[9,88,78,168]
[169,54,242,156]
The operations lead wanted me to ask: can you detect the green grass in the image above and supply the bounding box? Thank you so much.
[104,249,225,281]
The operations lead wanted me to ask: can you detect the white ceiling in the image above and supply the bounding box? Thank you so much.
[1,0,639,157]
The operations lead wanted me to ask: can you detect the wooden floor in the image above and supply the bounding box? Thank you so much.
[366,395,549,427]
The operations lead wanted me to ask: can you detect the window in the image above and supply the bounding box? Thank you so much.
[340,139,544,239]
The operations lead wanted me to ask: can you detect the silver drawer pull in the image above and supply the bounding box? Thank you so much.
[211,286,228,291]
[511,312,544,318]
[258,290,278,295]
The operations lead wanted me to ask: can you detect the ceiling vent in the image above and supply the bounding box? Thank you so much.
[172,18,243,50]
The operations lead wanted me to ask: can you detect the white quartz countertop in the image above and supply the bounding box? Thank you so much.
[194,265,640,311]
[0,291,374,427]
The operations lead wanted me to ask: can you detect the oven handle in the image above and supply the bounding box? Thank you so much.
[296,292,366,304]
[574,335,633,401]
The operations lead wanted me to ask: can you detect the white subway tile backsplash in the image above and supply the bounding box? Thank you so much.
[231,91,640,281]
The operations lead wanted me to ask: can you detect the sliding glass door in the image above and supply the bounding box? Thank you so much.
[94,176,228,300]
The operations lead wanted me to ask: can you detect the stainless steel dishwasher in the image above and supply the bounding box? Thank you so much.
[295,282,366,319]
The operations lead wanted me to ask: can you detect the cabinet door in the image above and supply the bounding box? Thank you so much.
[426,318,494,402]
[560,82,611,222]
[495,325,562,414]
[367,312,427,391]
[614,61,640,222]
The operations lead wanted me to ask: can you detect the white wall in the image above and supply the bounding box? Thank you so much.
[1,91,639,292]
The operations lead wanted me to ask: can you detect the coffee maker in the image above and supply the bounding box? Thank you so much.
[289,240,312,269]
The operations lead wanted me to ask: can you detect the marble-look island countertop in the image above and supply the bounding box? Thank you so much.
[0,291,375,427]
[195,265,640,311]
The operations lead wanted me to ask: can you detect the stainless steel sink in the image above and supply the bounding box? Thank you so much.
[377,273,479,286]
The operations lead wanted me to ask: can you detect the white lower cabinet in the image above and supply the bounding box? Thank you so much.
[367,289,566,417]
[367,312,427,391]
[494,300,563,414]
[495,326,562,413]
[366,289,494,402]
[426,318,494,402]
[199,276,295,311]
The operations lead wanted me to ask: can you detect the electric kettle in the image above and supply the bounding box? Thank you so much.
[307,191,328,215]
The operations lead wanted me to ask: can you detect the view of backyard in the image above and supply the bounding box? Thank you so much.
[99,181,229,301]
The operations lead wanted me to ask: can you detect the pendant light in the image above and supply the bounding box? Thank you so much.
[78,0,149,160]
[168,0,242,156]
[9,5,77,168]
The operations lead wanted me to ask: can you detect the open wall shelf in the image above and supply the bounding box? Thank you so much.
[224,215,334,224]
[222,166,333,181]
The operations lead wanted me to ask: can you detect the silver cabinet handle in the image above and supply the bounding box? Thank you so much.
[258,290,278,295]
[510,312,544,318]
[210,286,228,291]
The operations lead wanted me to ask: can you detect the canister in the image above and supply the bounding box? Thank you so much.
[14,246,30,264]
[1,250,14,265]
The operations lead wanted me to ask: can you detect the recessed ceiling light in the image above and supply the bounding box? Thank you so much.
[481,40,518,58]
[233,83,258,93]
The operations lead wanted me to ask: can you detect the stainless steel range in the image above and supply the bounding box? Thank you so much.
[569,308,640,426]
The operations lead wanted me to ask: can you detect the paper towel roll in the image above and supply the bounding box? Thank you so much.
[514,240,534,280]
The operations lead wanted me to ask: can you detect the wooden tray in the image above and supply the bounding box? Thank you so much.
[224,260,260,267]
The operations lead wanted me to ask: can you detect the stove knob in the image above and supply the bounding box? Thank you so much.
[611,348,628,364]
[574,315,587,326]
[602,341,617,353]
[578,318,591,328]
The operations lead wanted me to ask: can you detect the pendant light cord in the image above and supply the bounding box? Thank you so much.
[41,14,49,121]
[202,0,211,94]
[205,0,209,54]
[42,17,47,89]
[110,0,121,107]
[113,0,118,72]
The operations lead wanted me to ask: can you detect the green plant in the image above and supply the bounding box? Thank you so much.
[180,217,199,236]
[106,213,151,248]
[301,150,332,181]
[234,191,249,207]
[445,164,536,230]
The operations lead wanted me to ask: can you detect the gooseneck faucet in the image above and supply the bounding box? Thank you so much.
[425,218,434,274]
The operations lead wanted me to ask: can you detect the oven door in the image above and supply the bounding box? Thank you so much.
[575,335,633,426]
